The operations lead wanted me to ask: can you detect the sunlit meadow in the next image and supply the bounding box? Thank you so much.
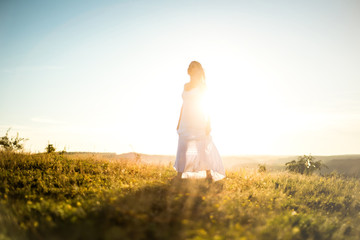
[1,1,360,239]
[1,151,359,240]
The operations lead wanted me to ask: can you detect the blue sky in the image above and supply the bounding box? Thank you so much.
[1,0,360,155]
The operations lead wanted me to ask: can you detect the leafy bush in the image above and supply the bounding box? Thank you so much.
[0,128,27,152]
[45,144,56,153]
[258,164,266,173]
[285,155,327,175]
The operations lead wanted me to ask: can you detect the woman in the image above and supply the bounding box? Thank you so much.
[174,61,226,182]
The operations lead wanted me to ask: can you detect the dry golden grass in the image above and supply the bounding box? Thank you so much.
[1,151,359,240]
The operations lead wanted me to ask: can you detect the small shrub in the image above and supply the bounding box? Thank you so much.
[45,144,56,153]
[258,164,266,173]
[59,147,67,155]
[0,128,27,152]
[285,154,327,175]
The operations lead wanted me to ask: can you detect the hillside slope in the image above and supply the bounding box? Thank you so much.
[1,152,360,240]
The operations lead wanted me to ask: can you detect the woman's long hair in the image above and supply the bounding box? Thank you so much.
[187,61,206,87]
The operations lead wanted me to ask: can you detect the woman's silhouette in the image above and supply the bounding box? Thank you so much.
[174,61,226,182]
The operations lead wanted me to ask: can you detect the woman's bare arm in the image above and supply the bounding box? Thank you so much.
[206,117,211,135]
[176,105,183,130]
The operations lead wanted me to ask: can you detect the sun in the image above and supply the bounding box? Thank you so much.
[198,62,304,155]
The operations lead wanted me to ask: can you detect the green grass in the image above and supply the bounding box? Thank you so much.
[1,151,360,240]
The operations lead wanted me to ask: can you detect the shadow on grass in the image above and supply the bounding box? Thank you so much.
[32,179,225,240]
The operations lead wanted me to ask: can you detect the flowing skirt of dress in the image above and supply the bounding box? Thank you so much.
[174,86,225,181]
[174,129,226,181]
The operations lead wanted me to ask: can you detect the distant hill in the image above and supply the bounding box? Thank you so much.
[317,156,360,178]
[65,152,360,178]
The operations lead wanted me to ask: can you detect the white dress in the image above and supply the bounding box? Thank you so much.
[174,85,226,181]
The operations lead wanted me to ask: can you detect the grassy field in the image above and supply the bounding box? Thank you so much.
[1,151,360,240]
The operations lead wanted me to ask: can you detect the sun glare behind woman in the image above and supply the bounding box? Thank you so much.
[199,86,211,120]
[174,61,226,182]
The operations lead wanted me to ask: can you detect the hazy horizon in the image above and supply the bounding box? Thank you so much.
[58,151,360,158]
[1,0,360,155]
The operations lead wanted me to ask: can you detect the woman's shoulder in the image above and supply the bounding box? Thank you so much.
[184,83,206,91]
[184,83,192,91]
